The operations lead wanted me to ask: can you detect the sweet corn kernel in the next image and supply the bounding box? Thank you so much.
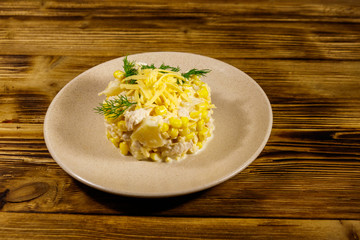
[190,111,200,119]
[198,133,205,142]
[110,137,120,147]
[105,116,116,123]
[197,142,203,149]
[198,128,209,141]
[169,117,182,128]
[197,119,205,131]
[113,70,125,79]
[189,123,197,132]
[160,122,169,132]
[203,116,210,123]
[192,75,201,80]
[180,127,190,137]
[117,120,127,131]
[169,128,179,138]
[197,87,209,98]
[181,117,189,127]
[196,102,209,111]
[201,110,209,120]
[162,132,170,139]
[150,152,161,162]
[185,132,196,141]
[119,142,129,155]
[155,105,167,115]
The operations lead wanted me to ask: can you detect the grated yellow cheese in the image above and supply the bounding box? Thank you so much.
[106,66,210,117]
[117,69,189,113]
[145,83,166,107]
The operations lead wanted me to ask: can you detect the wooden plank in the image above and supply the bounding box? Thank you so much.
[0,212,359,240]
[1,56,359,128]
[0,21,358,59]
[0,0,359,22]
[2,56,359,101]
[225,58,360,128]
[0,3,359,59]
[0,127,359,218]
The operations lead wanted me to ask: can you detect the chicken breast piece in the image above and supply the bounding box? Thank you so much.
[124,108,151,131]
[162,141,193,159]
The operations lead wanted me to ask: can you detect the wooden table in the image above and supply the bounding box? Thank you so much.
[1,0,359,239]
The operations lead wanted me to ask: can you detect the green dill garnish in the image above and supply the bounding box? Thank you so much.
[120,57,209,85]
[159,64,180,72]
[94,95,136,119]
[126,79,137,84]
[181,69,211,79]
[141,64,156,70]
[123,56,138,77]
[141,63,180,72]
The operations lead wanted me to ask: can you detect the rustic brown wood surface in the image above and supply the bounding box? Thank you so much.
[1,0,360,239]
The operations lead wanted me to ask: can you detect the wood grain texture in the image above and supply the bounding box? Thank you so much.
[1,56,359,127]
[0,129,359,219]
[0,0,359,239]
[0,147,359,219]
[0,212,359,240]
[0,1,359,59]
[0,57,359,218]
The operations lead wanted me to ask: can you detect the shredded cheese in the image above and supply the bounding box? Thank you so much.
[116,69,191,114]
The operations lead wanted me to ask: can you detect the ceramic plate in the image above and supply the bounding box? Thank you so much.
[44,52,272,197]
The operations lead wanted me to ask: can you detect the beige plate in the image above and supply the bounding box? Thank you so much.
[44,52,272,197]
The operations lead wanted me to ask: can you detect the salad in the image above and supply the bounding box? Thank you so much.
[95,57,215,162]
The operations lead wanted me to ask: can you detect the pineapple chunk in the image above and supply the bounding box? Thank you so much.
[131,118,165,148]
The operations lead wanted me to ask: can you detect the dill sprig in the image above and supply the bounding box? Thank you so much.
[181,69,211,79]
[141,64,156,70]
[141,63,180,72]
[126,79,137,84]
[121,56,210,85]
[159,64,180,72]
[123,56,209,79]
[123,57,138,77]
[94,95,136,119]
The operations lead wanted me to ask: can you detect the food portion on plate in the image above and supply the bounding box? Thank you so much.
[95,57,215,162]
